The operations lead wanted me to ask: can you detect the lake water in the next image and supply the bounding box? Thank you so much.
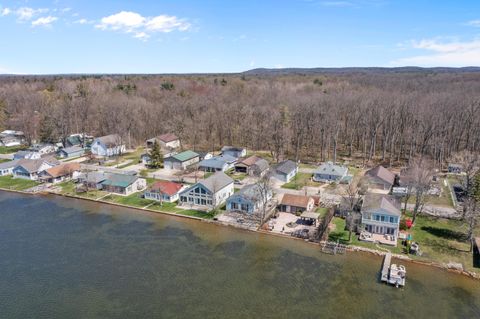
[0,192,479,319]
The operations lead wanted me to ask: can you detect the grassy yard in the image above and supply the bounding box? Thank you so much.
[316,207,330,218]
[327,213,478,270]
[0,158,11,163]
[299,163,317,169]
[246,150,274,163]
[227,171,247,181]
[0,146,26,154]
[281,173,315,190]
[57,181,108,199]
[0,176,39,191]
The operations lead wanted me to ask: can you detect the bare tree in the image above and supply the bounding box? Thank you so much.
[256,172,273,222]
[403,158,434,224]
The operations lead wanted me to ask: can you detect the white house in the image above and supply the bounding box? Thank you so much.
[179,172,234,208]
[164,150,199,170]
[221,146,247,159]
[146,133,180,149]
[91,134,126,157]
[14,151,42,160]
[313,162,349,183]
[39,163,81,184]
[0,160,22,176]
[144,180,185,202]
[28,143,57,155]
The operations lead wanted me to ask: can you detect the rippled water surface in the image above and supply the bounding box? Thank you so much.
[0,192,479,319]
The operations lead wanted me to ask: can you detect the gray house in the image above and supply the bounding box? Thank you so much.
[361,194,401,244]
[364,165,396,191]
[273,160,298,183]
[58,146,85,159]
[226,184,272,215]
[234,156,269,176]
[313,162,349,183]
[198,154,236,172]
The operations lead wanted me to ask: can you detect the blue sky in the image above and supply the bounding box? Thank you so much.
[1,0,480,74]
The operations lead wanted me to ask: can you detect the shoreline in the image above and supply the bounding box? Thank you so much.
[1,186,478,280]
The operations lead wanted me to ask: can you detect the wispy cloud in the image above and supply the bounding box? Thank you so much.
[392,38,480,67]
[320,1,354,7]
[466,19,480,27]
[15,7,49,21]
[74,18,94,25]
[95,11,191,40]
[31,16,58,27]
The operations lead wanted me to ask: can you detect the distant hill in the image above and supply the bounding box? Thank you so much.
[242,66,480,76]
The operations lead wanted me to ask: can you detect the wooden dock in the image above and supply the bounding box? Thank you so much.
[381,253,392,283]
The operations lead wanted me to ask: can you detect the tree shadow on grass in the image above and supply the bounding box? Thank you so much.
[420,226,468,242]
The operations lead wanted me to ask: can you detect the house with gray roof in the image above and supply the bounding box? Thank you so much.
[273,160,298,183]
[58,146,85,159]
[14,150,41,160]
[361,194,401,244]
[164,150,199,170]
[235,156,270,176]
[91,134,126,157]
[12,157,60,180]
[226,183,272,215]
[0,159,22,176]
[364,165,396,191]
[198,154,237,172]
[179,171,234,208]
[313,162,349,183]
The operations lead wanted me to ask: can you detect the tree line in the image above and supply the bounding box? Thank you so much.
[0,72,479,167]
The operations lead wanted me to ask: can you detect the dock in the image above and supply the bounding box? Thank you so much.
[381,253,392,283]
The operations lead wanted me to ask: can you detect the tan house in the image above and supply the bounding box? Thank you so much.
[278,194,315,213]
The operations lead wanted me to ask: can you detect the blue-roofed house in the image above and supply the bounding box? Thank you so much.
[198,154,236,172]
[57,146,85,159]
[313,162,349,183]
[226,184,272,215]
[272,160,298,183]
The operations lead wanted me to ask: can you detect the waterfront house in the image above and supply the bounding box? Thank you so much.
[364,165,396,191]
[78,171,108,190]
[144,180,185,202]
[0,159,22,176]
[198,154,236,173]
[278,194,315,213]
[235,156,270,176]
[313,162,349,183]
[13,150,41,160]
[221,146,247,159]
[12,157,60,180]
[164,150,199,170]
[179,171,234,208]
[91,134,126,157]
[39,163,81,184]
[226,183,272,215]
[57,146,85,159]
[99,173,147,196]
[361,194,401,245]
[272,160,298,183]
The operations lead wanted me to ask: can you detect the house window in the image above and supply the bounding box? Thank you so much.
[201,188,206,194]
[380,215,385,222]
[375,215,380,221]
[241,204,249,211]
[389,217,394,223]
[207,200,212,205]
[195,188,200,193]
[231,202,238,209]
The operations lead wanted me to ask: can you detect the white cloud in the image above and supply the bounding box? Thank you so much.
[96,11,190,40]
[16,7,48,20]
[74,18,94,25]
[31,16,58,27]
[466,20,480,27]
[392,38,480,67]
[1,7,11,16]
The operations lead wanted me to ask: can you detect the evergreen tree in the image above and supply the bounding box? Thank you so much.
[149,140,163,168]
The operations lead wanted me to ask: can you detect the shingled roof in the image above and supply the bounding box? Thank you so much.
[362,194,401,216]
[158,133,179,143]
[280,194,312,209]
[149,181,183,196]
[43,163,81,178]
[199,171,233,192]
[275,160,297,175]
[96,134,122,148]
[365,165,395,186]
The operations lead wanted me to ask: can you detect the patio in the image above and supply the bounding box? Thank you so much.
[268,212,317,237]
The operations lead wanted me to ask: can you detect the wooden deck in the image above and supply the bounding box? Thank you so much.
[381,253,392,283]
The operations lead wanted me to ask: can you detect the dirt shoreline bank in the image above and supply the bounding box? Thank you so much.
[1,187,478,280]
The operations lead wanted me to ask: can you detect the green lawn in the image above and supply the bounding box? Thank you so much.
[316,207,330,218]
[227,171,247,181]
[0,159,10,163]
[299,163,317,169]
[0,146,26,154]
[0,176,39,191]
[281,173,314,190]
[57,181,108,199]
[328,217,351,244]
[103,192,154,207]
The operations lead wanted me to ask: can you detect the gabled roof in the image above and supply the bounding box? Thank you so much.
[362,194,401,216]
[199,171,233,193]
[252,159,269,172]
[60,146,84,154]
[149,181,183,196]
[275,160,297,175]
[365,165,395,186]
[198,157,228,170]
[158,133,179,143]
[79,171,108,184]
[15,159,49,173]
[280,194,312,208]
[0,159,21,170]
[315,162,348,177]
[66,135,82,146]
[237,155,262,167]
[168,150,199,162]
[230,184,263,202]
[100,173,138,188]
[43,163,80,178]
[95,134,122,148]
